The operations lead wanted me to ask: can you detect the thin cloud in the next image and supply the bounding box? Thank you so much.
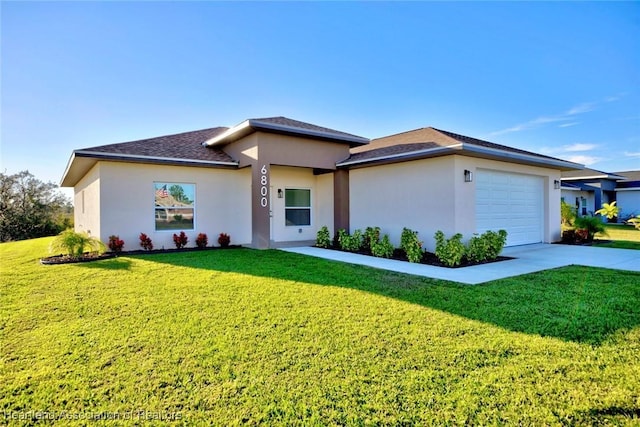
[564,143,598,152]
[489,97,621,136]
[625,151,640,158]
[566,102,596,116]
[558,122,579,128]
[564,155,603,166]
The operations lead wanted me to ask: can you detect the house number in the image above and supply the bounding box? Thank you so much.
[260,165,268,208]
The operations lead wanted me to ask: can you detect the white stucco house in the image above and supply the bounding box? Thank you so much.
[61,116,582,251]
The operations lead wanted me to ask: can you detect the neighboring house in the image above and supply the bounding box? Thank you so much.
[614,170,640,220]
[61,116,582,251]
[561,168,640,222]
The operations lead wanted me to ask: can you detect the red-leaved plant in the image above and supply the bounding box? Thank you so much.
[108,235,124,253]
[139,233,153,251]
[218,232,230,248]
[173,231,188,249]
[195,233,208,249]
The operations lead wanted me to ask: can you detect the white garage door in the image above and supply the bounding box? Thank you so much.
[476,169,544,246]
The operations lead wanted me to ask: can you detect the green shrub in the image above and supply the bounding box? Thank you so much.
[484,229,508,260]
[316,226,332,248]
[466,234,489,263]
[362,226,381,253]
[371,234,394,258]
[338,229,363,252]
[400,228,423,263]
[434,231,465,267]
[561,200,576,226]
[50,229,106,258]
[574,216,606,242]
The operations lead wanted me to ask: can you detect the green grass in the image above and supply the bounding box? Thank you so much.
[2,238,640,425]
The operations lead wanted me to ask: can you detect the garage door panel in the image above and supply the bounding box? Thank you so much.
[475,170,544,246]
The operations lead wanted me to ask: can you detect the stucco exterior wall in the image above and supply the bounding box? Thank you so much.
[616,189,640,219]
[74,163,101,238]
[96,162,252,249]
[350,155,562,251]
[349,156,457,251]
[269,166,333,244]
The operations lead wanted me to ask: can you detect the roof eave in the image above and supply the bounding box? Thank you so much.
[60,150,239,187]
[337,143,584,171]
[204,119,369,147]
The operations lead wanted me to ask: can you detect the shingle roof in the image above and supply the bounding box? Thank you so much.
[252,116,368,142]
[203,116,369,147]
[78,127,234,163]
[343,126,580,169]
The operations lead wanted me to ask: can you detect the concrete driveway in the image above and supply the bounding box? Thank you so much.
[281,243,640,285]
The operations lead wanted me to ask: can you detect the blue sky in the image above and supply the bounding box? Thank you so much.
[2,1,639,193]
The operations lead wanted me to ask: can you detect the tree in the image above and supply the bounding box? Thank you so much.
[0,171,73,242]
[168,184,191,204]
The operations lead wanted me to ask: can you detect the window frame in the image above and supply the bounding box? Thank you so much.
[284,188,312,227]
[153,182,196,232]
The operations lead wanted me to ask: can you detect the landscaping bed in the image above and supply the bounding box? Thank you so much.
[41,245,242,265]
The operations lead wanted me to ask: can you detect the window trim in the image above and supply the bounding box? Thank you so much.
[284,187,312,227]
[153,182,196,232]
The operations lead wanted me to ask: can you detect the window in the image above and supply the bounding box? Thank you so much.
[285,189,311,226]
[154,183,195,231]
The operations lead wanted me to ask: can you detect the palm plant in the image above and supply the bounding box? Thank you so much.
[595,201,619,220]
[49,229,106,258]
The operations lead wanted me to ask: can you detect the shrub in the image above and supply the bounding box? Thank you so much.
[574,216,606,242]
[362,226,381,253]
[218,233,231,248]
[107,235,125,253]
[195,233,208,249]
[173,214,183,222]
[400,228,423,263]
[466,234,489,263]
[371,234,394,258]
[173,231,189,249]
[434,231,465,267]
[561,200,576,227]
[338,229,363,252]
[316,226,332,248]
[484,229,508,260]
[139,233,153,251]
[50,229,106,258]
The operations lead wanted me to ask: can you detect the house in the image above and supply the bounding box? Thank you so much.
[561,168,640,221]
[61,116,582,251]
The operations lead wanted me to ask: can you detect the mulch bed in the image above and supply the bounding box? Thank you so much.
[321,247,513,269]
[40,245,242,265]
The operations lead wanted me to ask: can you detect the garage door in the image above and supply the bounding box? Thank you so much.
[475,169,544,246]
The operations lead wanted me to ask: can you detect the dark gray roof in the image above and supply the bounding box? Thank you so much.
[252,116,368,143]
[78,127,235,163]
[203,116,369,147]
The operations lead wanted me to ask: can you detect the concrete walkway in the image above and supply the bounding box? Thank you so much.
[280,244,640,285]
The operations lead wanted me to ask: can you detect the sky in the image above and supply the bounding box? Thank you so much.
[2,1,639,198]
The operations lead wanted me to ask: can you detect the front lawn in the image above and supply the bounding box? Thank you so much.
[596,223,640,242]
[1,238,639,425]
